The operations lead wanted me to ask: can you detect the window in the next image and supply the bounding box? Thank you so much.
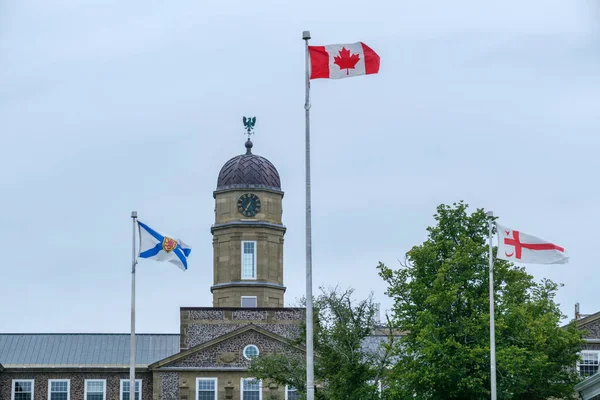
[243,344,260,360]
[120,380,141,400]
[241,378,261,400]
[196,378,217,400]
[49,380,70,400]
[579,351,600,376]
[285,386,301,400]
[84,380,106,400]
[241,296,257,308]
[12,380,34,400]
[241,241,257,279]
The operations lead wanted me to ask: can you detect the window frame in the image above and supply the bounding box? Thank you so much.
[119,379,142,400]
[285,385,301,400]
[84,379,106,400]
[243,344,260,360]
[195,377,218,400]
[48,379,70,400]
[241,240,257,280]
[578,350,600,377]
[241,378,262,400]
[11,379,34,400]
[241,296,258,308]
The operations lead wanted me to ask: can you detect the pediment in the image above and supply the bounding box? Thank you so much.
[150,324,303,370]
[578,313,600,339]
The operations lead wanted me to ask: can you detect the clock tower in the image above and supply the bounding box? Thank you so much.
[211,125,286,308]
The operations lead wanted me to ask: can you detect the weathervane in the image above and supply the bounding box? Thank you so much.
[243,116,256,138]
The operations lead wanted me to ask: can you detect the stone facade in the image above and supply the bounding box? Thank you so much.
[167,330,300,369]
[180,307,303,350]
[0,371,151,400]
[211,187,286,308]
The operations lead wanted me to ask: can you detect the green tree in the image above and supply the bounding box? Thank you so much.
[248,286,394,400]
[378,201,583,400]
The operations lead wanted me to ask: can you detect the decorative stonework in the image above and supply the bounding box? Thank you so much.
[186,322,301,348]
[167,331,301,369]
[275,310,304,320]
[216,352,238,364]
[232,310,267,320]
[186,323,245,348]
[583,343,600,351]
[0,372,151,400]
[579,319,600,339]
[159,372,180,400]
[260,324,300,340]
[189,310,224,320]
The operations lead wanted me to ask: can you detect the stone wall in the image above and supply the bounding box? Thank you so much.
[579,317,600,339]
[0,371,151,400]
[157,372,179,400]
[167,330,301,369]
[180,307,304,350]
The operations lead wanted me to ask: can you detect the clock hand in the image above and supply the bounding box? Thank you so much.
[245,203,251,212]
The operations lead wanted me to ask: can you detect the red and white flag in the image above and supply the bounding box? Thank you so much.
[496,223,569,264]
[308,42,380,80]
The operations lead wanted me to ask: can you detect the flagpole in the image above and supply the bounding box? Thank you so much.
[487,211,497,400]
[302,30,315,400]
[130,211,138,400]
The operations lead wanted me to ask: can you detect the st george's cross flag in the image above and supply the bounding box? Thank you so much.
[138,221,191,271]
[308,42,380,79]
[496,223,568,265]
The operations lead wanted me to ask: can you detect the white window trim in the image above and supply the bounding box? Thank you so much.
[119,379,142,400]
[12,379,34,400]
[241,240,257,280]
[241,378,262,400]
[578,350,600,376]
[48,379,70,400]
[243,344,260,360]
[285,385,299,400]
[241,296,258,308]
[84,379,106,400]
[195,378,218,400]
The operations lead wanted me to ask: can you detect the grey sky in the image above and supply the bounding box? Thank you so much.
[1,0,598,333]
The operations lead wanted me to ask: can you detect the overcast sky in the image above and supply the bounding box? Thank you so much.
[1,0,599,333]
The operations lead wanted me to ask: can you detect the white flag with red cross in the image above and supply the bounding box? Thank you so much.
[308,42,380,79]
[496,223,568,265]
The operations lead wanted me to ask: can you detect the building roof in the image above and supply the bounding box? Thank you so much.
[0,334,179,368]
[216,140,281,192]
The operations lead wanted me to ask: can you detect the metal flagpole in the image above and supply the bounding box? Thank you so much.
[487,211,497,400]
[302,30,315,400]
[130,211,138,400]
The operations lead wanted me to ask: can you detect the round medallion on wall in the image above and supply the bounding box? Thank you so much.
[237,193,261,217]
[243,344,260,360]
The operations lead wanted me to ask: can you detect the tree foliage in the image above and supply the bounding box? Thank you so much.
[378,202,584,399]
[248,286,394,400]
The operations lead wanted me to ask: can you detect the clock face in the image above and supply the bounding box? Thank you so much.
[237,193,261,217]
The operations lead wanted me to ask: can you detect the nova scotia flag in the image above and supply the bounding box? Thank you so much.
[138,221,191,271]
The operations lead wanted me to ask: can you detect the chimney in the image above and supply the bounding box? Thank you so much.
[374,303,381,324]
[575,302,580,320]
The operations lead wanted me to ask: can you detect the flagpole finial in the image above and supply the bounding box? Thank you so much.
[303,30,311,40]
[131,211,137,219]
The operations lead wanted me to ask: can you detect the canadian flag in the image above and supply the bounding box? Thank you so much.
[496,223,569,265]
[308,42,380,80]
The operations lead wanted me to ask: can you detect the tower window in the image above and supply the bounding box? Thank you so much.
[241,296,257,308]
[241,241,257,279]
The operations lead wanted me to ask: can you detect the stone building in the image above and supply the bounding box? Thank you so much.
[0,138,305,400]
[574,307,600,399]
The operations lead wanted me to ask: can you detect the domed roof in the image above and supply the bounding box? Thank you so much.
[216,139,281,191]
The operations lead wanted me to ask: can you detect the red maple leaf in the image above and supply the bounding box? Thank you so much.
[333,47,361,75]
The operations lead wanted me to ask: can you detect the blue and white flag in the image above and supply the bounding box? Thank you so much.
[138,221,191,271]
